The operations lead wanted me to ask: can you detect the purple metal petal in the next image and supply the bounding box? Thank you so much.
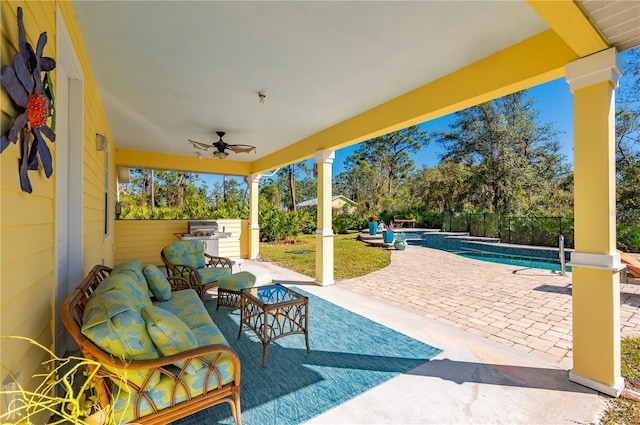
[19,133,33,193]
[40,57,55,72]
[27,137,39,171]
[35,32,46,58]
[25,43,36,72]
[34,130,53,177]
[17,7,26,54]
[1,134,11,153]
[13,52,32,94]
[33,32,47,91]
[6,113,27,146]
[17,8,31,71]
[40,124,55,143]
[1,64,28,107]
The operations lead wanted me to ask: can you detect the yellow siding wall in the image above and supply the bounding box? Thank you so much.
[58,0,117,273]
[1,2,58,409]
[115,220,188,266]
[0,1,115,414]
[217,219,242,259]
[114,219,243,267]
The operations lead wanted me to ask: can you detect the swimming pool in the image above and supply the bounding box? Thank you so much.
[397,231,570,272]
[458,252,571,272]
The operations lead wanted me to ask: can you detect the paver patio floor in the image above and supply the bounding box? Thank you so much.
[336,244,640,368]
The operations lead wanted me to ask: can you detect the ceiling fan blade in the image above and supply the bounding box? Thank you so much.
[189,140,212,150]
[227,144,256,154]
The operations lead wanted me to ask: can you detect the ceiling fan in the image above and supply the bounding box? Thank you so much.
[189,131,256,159]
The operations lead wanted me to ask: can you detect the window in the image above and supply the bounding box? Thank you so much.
[104,146,110,238]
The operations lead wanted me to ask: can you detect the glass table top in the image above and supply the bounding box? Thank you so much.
[243,284,303,305]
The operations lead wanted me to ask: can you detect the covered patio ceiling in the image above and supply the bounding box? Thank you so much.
[72,0,639,174]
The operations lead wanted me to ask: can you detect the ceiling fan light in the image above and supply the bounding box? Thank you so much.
[214,151,229,159]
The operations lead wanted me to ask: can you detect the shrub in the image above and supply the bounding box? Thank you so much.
[420,210,443,229]
[618,224,640,253]
[258,207,317,242]
[333,214,359,234]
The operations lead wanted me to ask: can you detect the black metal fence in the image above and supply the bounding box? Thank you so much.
[442,212,574,249]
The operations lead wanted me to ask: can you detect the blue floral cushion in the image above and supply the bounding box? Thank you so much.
[152,289,214,330]
[192,325,229,346]
[112,259,143,274]
[142,306,203,375]
[111,366,235,425]
[197,266,231,285]
[112,260,147,289]
[217,271,272,291]
[81,289,160,390]
[95,270,152,311]
[143,264,171,301]
[162,241,205,269]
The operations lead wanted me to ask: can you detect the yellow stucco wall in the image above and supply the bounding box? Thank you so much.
[1,1,115,410]
[114,219,243,266]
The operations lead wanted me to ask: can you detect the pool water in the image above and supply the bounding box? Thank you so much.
[399,231,570,273]
[459,252,571,272]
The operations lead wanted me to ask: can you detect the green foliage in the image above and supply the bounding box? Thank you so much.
[617,160,640,227]
[433,91,571,216]
[332,214,360,234]
[617,224,640,253]
[261,163,315,212]
[420,210,444,229]
[616,48,640,229]
[121,205,186,219]
[118,168,248,220]
[334,125,429,213]
[258,205,316,242]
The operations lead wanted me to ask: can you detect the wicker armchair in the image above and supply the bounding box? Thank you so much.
[161,240,233,301]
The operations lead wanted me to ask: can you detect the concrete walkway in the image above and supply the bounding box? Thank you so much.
[234,250,640,424]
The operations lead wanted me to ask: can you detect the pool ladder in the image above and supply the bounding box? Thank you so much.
[559,235,566,276]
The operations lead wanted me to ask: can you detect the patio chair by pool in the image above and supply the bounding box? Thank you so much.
[161,240,233,301]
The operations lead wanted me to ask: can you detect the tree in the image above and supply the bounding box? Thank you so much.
[433,90,571,216]
[409,161,471,212]
[346,126,429,195]
[334,162,386,213]
[616,48,640,226]
[263,162,314,211]
[118,169,248,219]
[336,125,429,213]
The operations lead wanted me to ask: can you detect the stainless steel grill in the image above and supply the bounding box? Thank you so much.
[175,221,226,240]
[174,221,230,256]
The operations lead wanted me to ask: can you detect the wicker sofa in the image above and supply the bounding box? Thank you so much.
[61,261,242,425]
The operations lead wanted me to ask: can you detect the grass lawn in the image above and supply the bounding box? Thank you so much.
[601,337,640,424]
[259,232,390,279]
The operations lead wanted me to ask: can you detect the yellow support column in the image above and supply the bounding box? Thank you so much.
[315,150,335,286]
[566,48,624,397]
[248,174,261,259]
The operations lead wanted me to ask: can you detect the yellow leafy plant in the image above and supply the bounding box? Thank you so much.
[0,336,111,425]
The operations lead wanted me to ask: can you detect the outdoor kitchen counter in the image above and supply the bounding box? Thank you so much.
[174,232,232,240]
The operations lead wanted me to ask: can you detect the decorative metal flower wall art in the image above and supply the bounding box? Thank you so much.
[1,7,56,193]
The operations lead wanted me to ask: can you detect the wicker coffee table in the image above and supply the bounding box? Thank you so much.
[238,284,310,367]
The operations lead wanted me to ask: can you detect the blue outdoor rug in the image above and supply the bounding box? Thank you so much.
[174,288,442,425]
